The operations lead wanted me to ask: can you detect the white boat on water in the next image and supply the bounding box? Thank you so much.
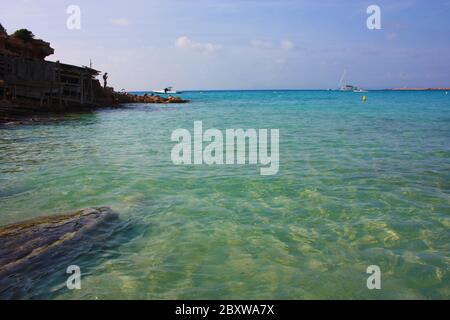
[338,70,367,92]
[152,86,181,94]
[340,84,357,92]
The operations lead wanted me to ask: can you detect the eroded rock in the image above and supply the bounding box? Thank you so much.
[0,207,118,276]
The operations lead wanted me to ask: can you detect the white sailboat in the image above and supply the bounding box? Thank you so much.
[338,70,367,92]
[152,86,181,94]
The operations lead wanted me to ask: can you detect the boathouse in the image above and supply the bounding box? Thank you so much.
[0,26,101,107]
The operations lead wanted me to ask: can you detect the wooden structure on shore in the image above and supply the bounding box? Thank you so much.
[0,54,100,107]
[0,24,189,123]
[0,26,102,108]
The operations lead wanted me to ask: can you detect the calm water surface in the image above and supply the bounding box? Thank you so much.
[0,90,449,299]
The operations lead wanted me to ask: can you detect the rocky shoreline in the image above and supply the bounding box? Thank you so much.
[0,23,189,124]
[116,92,189,104]
[386,87,450,91]
[0,93,189,124]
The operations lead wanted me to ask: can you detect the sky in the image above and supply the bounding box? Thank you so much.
[1,0,450,90]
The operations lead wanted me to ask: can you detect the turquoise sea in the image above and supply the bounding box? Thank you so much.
[0,90,449,299]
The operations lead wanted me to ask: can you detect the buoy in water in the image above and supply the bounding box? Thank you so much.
[362,95,367,102]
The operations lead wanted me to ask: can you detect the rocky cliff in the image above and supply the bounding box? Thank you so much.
[0,28,54,60]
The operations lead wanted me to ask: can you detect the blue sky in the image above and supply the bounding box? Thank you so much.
[2,0,450,90]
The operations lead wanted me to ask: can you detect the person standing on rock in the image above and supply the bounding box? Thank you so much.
[103,72,108,89]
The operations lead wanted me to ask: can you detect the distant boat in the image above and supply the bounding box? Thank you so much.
[340,85,367,93]
[340,84,356,92]
[338,70,367,92]
[152,86,181,94]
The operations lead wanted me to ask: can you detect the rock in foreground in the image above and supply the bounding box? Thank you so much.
[0,207,118,276]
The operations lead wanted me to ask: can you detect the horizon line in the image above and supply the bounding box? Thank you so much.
[126,88,450,92]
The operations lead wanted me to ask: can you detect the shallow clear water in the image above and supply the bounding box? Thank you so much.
[0,90,449,299]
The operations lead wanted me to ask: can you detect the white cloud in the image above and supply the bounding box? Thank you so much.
[274,58,286,65]
[110,18,129,26]
[281,40,294,50]
[175,36,221,54]
[251,39,294,50]
[250,39,273,49]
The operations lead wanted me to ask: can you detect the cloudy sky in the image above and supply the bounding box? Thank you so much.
[1,0,450,90]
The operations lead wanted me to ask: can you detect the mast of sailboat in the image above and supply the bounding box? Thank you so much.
[339,69,347,89]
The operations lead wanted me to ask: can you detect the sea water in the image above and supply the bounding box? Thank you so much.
[0,90,449,299]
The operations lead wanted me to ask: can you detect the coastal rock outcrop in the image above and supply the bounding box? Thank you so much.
[0,207,118,277]
[0,22,190,124]
[0,28,54,59]
[116,93,190,104]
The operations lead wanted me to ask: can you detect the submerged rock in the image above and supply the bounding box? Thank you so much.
[0,207,118,277]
